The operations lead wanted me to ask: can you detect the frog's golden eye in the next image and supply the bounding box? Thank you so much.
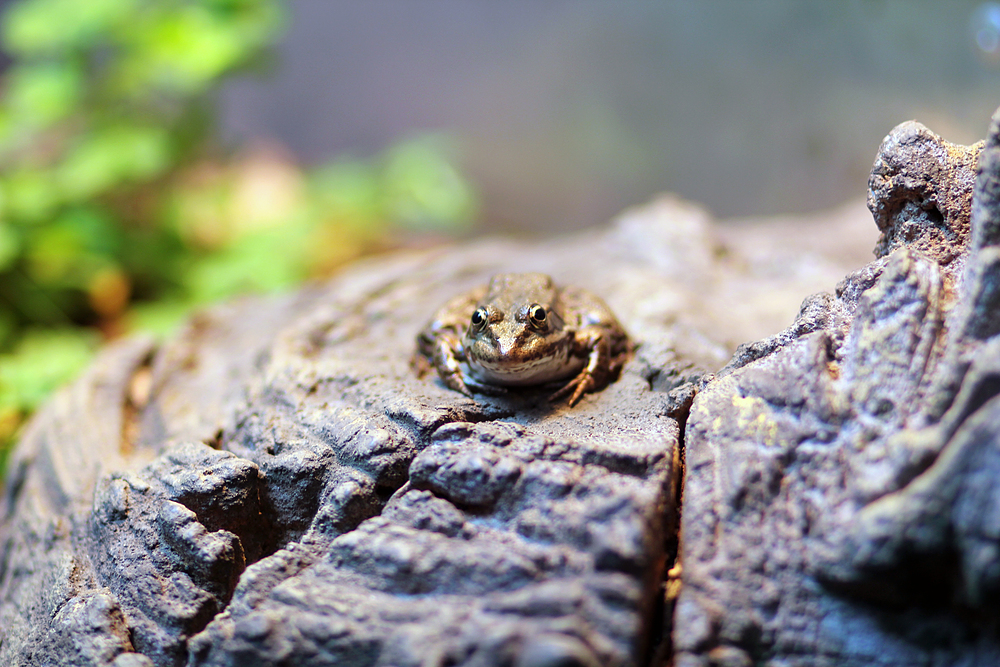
[529,304,547,325]
[470,307,488,328]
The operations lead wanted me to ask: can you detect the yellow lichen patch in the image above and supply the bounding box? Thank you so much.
[731,393,765,427]
[731,393,780,446]
[752,412,780,446]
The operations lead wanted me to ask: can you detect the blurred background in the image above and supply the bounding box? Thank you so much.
[221,1,1000,232]
[1,0,999,460]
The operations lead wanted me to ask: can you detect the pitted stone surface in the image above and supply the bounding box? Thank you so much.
[185,266,686,666]
[5,190,871,666]
[867,120,983,266]
[188,410,675,666]
[87,443,265,666]
[676,110,1000,666]
[13,103,979,665]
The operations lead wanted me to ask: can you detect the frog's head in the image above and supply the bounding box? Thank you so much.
[462,273,578,386]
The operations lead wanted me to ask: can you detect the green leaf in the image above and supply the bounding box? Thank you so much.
[57,136,124,201]
[114,125,172,180]
[125,8,244,92]
[0,222,20,271]
[3,169,60,223]
[57,125,170,200]
[382,136,477,230]
[0,327,95,413]
[24,206,119,285]
[5,62,82,127]
[184,227,306,303]
[0,310,16,350]
[115,1,283,95]
[25,220,84,283]
[2,0,138,55]
[309,159,382,228]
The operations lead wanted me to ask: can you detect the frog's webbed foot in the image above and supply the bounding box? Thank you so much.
[440,367,509,399]
[550,372,595,407]
[431,333,473,398]
[442,368,474,398]
[550,329,611,407]
[429,339,508,399]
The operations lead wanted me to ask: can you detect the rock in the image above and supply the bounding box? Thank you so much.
[867,120,982,266]
[2,192,873,665]
[675,110,1000,666]
[26,98,1000,664]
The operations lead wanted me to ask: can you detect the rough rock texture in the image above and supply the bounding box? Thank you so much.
[675,113,1000,665]
[0,191,873,666]
[868,121,983,266]
[10,105,998,666]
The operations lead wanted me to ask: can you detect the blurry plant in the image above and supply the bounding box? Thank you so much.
[0,0,478,463]
[132,136,476,331]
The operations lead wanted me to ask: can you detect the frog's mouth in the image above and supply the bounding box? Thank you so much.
[466,354,583,387]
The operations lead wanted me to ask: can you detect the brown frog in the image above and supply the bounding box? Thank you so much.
[416,273,630,406]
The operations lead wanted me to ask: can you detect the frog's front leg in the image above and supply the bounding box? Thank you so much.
[550,328,611,406]
[429,330,473,397]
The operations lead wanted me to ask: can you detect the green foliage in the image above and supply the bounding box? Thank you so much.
[0,0,479,465]
[382,137,478,229]
[0,326,95,462]
[0,327,95,412]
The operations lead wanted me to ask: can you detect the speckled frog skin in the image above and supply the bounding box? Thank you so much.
[416,273,630,406]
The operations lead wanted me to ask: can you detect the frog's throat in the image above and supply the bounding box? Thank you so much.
[466,354,584,387]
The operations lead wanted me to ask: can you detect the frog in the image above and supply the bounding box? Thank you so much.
[415,272,631,406]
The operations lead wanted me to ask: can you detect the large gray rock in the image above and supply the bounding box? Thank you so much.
[13,104,999,666]
[1,190,873,666]
[675,112,1000,665]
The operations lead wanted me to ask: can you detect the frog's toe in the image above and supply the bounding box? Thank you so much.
[551,373,595,406]
[441,371,474,398]
[549,379,574,402]
[469,382,508,397]
[567,377,595,406]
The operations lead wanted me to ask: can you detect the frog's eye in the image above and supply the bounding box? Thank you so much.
[529,304,547,326]
[470,308,488,328]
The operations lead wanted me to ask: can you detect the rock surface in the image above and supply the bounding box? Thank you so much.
[9,106,999,667]
[0,190,873,666]
[675,112,1000,665]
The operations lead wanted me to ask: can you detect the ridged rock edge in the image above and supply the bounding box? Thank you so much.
[675,110,1000,666]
